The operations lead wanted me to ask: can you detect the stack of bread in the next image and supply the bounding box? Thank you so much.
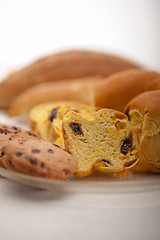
[0,49,160,179]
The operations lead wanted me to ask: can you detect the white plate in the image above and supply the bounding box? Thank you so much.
[0,167,160,194]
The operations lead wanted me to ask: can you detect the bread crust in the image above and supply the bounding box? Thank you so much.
[8,70,160,116]
[95,69,160,111]
[0,50,139,109]
[125,90,160,173]
[8,77,97,116]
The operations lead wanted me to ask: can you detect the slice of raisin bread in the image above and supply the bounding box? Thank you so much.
[62,109,138,177]
[29,101,96,148]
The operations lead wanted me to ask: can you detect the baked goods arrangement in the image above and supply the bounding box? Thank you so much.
[0,49,160,183]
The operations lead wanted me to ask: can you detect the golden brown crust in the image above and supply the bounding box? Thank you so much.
[125,90,160,173]
[0,50,139,109]
[8,69,160,117]
[95,70,160,111]
[8,77,97,116]
[125,90,160,120]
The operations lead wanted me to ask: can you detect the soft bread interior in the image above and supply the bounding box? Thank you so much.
[62,109,138,177]
[29,101,96,148]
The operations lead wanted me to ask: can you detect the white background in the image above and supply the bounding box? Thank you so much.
[0,1,160,240]
[0,0,159,73]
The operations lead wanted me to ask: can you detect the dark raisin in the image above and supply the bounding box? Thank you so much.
[101,159,112,165]
[48,108,58,122]
[73,110,79,113]
[16,152,23,157]
[121,138,132,155]
[25,156,37,165]
[40,163,45,168]
[0,129,4,134]
[32,149,40,154]
[12,126,18,130]
[125,109,130,121]
[48,149,54,153]
[54,144,60,148]
[1,150,5,156]
[26,131,37,137]
[70,123,83,135]
[124,159,137,167]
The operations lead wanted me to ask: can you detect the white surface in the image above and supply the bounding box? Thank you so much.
[0,1,160,239]
[0,0,160,74]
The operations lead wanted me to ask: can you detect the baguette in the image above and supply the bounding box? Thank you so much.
[8,70,160,116]
[0,50,140,109]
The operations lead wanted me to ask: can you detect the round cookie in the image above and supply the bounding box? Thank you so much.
[0,124,38,168]
[124,90,160,173]
[3,139,78,180]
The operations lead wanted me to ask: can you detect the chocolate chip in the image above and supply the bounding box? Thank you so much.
[48,149,54,153]
[40,163,45,168]
[12,126,18,130]
[125,109,130,121]
[4,130,10,135]
[26,131,37,137]
[1,150,5,156]
[124,159,137,167]
[101,159,112,165]
[121,138,132,155]
[48,108,58,122]
[25,156,37,165]
[32,149,40,154]
[16,152,23,157]
[70,123,83,135]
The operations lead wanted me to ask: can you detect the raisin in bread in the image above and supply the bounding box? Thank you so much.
[62,109,138,177]
[29,101,96,148]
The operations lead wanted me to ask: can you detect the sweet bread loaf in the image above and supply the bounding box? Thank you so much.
[8,69,160,116]
[125,90,160,173]
[0,50,139,109]
[29,101,96,148]
[62,109,138,177]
